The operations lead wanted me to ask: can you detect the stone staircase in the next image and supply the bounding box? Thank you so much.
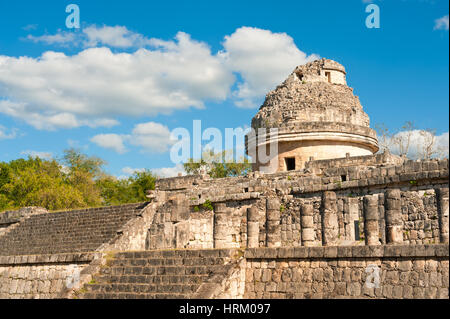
[0,202,148,256]
[77,249,242,299]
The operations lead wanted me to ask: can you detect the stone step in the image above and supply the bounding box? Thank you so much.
[92,274,208,285]
[80,292,189,299]
[0,202,148,256]
[114,248,235,259]
[99,265,231,276]
[77,248,240,299]
[106,256,227,267]
[85,283,199,294]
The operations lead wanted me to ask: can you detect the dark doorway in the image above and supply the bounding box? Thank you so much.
[285,157,296,171]
[325,71,331,83]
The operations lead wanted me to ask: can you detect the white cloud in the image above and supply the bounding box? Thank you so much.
[119,164,185,179]
[22,24,38,31]
[3,26,318,130]
[91,121,174,154]
[26,30,77,45]
[151,164,185,178]
[434,15,449,31]
[387,130,449,159]
[219,27,319,108]
[119,165,185,179]
[0,33,234,130]
[83,25,153,48]
[121,166,146,175]
[435,131,449,156]
[0,125,17,140]
[26,25,152,48]
[129,122,174,153]
[0,100,119,130]
[20,150,53,160]
[90,133,127,154]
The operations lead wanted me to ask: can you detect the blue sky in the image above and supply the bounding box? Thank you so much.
[0,0,448,178]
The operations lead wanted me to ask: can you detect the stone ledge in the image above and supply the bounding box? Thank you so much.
[190,192,260,206]
[244,244,449,259]
[291,170,448,195]
[0,252,102,266]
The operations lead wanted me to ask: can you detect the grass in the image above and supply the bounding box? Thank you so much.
[202,200,214,211]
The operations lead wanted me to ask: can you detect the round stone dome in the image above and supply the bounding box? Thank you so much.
[246,58,379,173]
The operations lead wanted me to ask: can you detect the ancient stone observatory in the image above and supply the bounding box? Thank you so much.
[246,58,379,173]
[0,155,448,299]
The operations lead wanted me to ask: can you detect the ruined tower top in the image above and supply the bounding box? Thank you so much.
[247,58,379,173]
[251,58,371,130]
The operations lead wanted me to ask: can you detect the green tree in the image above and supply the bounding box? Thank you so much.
[183,150,251,178]
[0,149,157,212]
[96,170,156,205]
[0,157,86,211]
[62,148,105,177]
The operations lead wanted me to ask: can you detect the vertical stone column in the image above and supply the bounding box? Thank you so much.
[321,191,339,246]
[247,207,259,248]
[363,195,380,245]
[266,198,281,247]
[214,203,230,248]
[378,193,386,244]
[436,188,449,243]
[300,204,315,246]
[385,189,403,244]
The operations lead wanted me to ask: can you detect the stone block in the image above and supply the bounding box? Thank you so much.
[247,207,259,222]
[293,247,309,258]
[323,246,338,258]
[300,216,314,228]
[266,198,280,211]
[277,247,294,259]
[301,228,315,242]
[309,247,324,258]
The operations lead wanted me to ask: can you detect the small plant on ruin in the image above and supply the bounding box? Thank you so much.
[287,175,292,180]
[202,199,213,211]
[232,249,245,260]
[280,205,285,213]
[73,286,88,298]
[193,205,200,212]
[409,180,418,185]
[87,279,97,285]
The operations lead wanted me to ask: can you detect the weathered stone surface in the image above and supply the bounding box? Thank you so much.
[0,125,448,300]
